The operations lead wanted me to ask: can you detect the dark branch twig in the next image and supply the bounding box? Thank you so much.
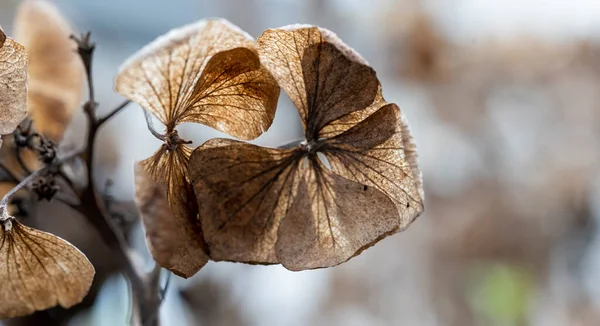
[71,31,159,326]
[97,99,131,126]
[71,32,96,103]
[141,265,163,326]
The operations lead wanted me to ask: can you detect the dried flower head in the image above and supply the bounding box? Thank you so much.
[13,0,84,142]
[116,19,280,277]
[189,26,424,271]
[0,28,28,143]
[0,209,94,318]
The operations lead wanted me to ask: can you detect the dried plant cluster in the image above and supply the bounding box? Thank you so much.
[0,0,424,322]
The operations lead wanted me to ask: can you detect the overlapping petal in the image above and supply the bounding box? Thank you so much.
[134,159,208,277]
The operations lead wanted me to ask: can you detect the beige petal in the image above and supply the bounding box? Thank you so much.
[257,25,386,139]
[178,47,279,139]
[0,29,28,136]
[116,19,278,140]
[324,104,424,230]
[137,146,208,278]
[13,0,84,142]
[189,139,300,263]
[0,220,94,318]
[276,161,399,271]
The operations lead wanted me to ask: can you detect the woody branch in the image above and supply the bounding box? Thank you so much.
[68,32,162,326]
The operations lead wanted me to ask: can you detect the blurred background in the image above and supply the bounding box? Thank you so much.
[2,0,600,325]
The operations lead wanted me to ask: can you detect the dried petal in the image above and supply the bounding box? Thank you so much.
[324,104,424,229]
[137,147,208,277]
[115,19,279,139]
[178,47,279,138]
[0,29,28,136]
[257,26,385,139]
[189,139,301,263]
[0,220,94,318]
[13,0,84,142]
[275,162,399,270]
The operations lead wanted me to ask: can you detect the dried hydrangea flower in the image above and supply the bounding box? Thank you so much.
[189,26,424,271]
[116,19,280,277]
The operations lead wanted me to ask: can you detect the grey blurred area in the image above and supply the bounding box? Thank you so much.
[2,0,600,325]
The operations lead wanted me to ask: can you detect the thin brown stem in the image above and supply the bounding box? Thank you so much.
[97,99,131,126]
[72,31,161,326]
[142,265,162,326]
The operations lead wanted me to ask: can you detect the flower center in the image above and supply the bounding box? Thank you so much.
[298,139,331,169]
[164,129,191,152]
[299,139,320,155]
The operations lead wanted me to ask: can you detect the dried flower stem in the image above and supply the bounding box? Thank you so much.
[71,32,161,326]
[142,108,166,141]
[98,99,131,126]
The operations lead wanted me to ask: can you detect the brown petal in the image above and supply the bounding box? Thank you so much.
[13,0,84,142]
[257,26,383,140]
[0,29,28,136]
[317,84,386,139]
[116,19,278,139]
[188,139,301,264]
[178,47,279,139]
[275,160,399,270]
[137,146,208,278]
[0,220,94,318]
[324,104,424,229]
